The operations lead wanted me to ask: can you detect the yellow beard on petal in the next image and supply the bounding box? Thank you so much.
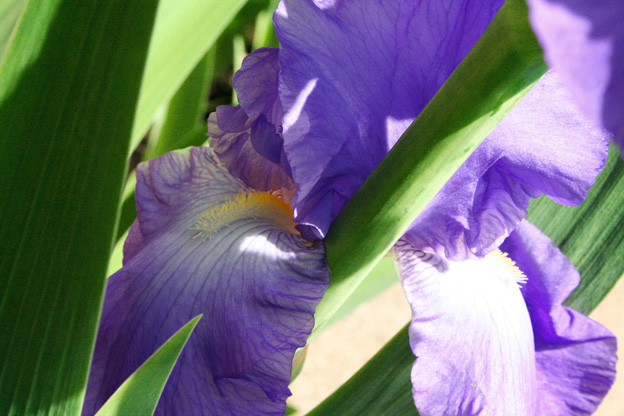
[192,191,298,239]
[484,249,528,287]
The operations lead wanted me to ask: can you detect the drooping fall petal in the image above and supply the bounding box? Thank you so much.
[395,221,616,415]
[501,221,617,414]
[85,147,330,416]
[395,240,536,415]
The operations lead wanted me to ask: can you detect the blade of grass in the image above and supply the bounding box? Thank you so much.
[231,33,246,106]
[145,47,216,160]
[130,0,250,150]
[252,0,280,50]
[95,316,201,416]
[0,0,26,58]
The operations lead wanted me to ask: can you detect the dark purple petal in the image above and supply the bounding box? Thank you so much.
[208,109,294,193]
[233,47,281,124]
[526,0,624,151]
[84,147,330,416]
[211,105,251,133]
[501,220,617,414]
[394,239,537,415]
[275,0,504,238]
[251,115,284,164]
[403,72,609,260]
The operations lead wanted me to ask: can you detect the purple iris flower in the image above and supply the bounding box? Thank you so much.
[83,147,330,415]
[526,0,624,153]
[209,0,617,413]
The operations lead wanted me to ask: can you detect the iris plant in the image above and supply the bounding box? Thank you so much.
[85,0,618,415]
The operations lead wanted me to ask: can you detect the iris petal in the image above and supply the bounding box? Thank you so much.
[208,109,294,193]
[526,0,624,151]
[403,72,609,260]
[84,148,330,415]
[396,220,617,415]
[233,47,281,124]
[394,239,536,415]
[501,221,617,414]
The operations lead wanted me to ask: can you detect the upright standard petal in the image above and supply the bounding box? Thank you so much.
[395,221,617,415]
[84,147,330,416]
[208,48,293,193]
[275,0,504,238]
[526,0,624,151]
[501,221,617,415]
[402,72,609,260]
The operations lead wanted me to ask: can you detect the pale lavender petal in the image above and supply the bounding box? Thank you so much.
[394,239,536,415]
[403,72,609,260]
[84,147,330,416]
[526,0,624,150]
[208,48,293,192]
[275,0,504,238]
[501,221,617,414]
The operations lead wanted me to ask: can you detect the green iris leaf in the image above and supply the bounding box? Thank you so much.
[0,0,159,414]
[129,0,250,151]
[95,316,201,416]
[0,0,26,58]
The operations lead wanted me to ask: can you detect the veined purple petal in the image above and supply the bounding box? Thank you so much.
[85,147,330,416]
[403,72,609,260]
[234,47,281,124]
[394,239,537,415]
[501,220,617,414]
[275,0,504,238]
[208,48,293,193]
[526,0,624,152]
[273,0,609,255]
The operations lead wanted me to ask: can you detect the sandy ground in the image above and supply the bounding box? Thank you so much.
[289,277,624,415]
[591,277,624,416]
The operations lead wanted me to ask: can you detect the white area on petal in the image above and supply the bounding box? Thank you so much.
[283,78,318,135]
[385,116,413,148]
[240,234,296,261]
[395,241,537,415]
